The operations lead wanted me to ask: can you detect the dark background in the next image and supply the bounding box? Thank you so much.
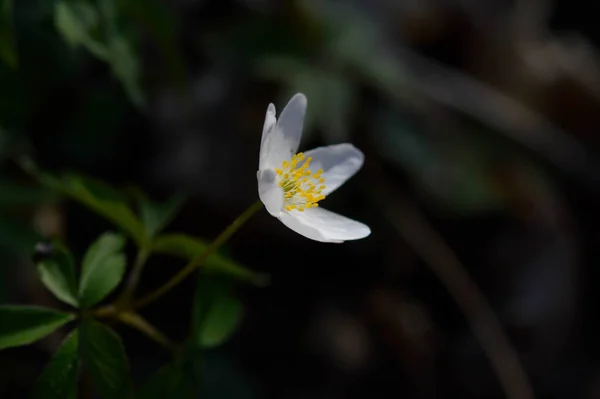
[1,0,600,398]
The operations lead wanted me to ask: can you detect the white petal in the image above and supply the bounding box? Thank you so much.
[303,143,364,196]
[260,93,307,170]
[278,207,370,243]
[259,103,277,170]
[257,169,283,216]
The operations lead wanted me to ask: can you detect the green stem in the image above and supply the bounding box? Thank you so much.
[117,246,151,306]
[132,200,263,309]
[118,311,176,352]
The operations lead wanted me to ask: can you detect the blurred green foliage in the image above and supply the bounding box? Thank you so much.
[54,0,144,107]
[0,0,575,397]
[0,160,259,396]
[0,0,17,68]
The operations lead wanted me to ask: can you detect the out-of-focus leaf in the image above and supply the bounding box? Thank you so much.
[0,0,17,68]
[79,232,126,307]
[373,109,507,215]
[54,0,145,107]
[0,306,74,349]
[26,166,147,245]
[106,34,144,107]
[32,329,80,399]
[54,0,107,58]
[116,0,187,89]
[138,192,187,237]
[35,241,79,307]
[191,274,243,348]
[81,319,131,399]
[152,233,268,285]
[0,179,58,207]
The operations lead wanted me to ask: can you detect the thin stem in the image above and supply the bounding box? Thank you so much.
[117,246,151,306]
[133,200,263,310]
[386,197,535,399]
[92,304,117,318]
[118,311,176,352]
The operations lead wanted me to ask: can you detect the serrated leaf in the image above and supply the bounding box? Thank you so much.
[139,193,186,237]
[35,241,79,307]
[78,232,126,307]
[192,275,243,348]
[32,329,80,399]
[0,0,17,68]
[0,306,74,349]
[81,319,131,399]
[152,233,267,285]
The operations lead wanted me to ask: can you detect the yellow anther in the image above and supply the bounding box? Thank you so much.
[276,152,328,212]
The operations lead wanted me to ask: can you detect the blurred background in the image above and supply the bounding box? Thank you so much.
[1,0,600,398]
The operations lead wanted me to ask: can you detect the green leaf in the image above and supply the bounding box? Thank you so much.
[35,241,79,307]
[54,0,145,107]
[29,168,147,245]
[32,329,80,399]
[192,275,243,348]
[152,233,268,285]
[79,232,126,307]
[54,0,107,58]
[106,34,144,108]
[81,319,131,399]
[0,306,74,349]
[0,0,17,68]
[139,193,186,237]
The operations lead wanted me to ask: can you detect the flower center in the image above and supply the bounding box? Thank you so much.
[275,152,326,212]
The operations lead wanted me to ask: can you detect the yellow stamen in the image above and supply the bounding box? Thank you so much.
[275,153,327,212]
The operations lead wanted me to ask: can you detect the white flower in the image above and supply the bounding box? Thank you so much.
[257,93,371,243]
